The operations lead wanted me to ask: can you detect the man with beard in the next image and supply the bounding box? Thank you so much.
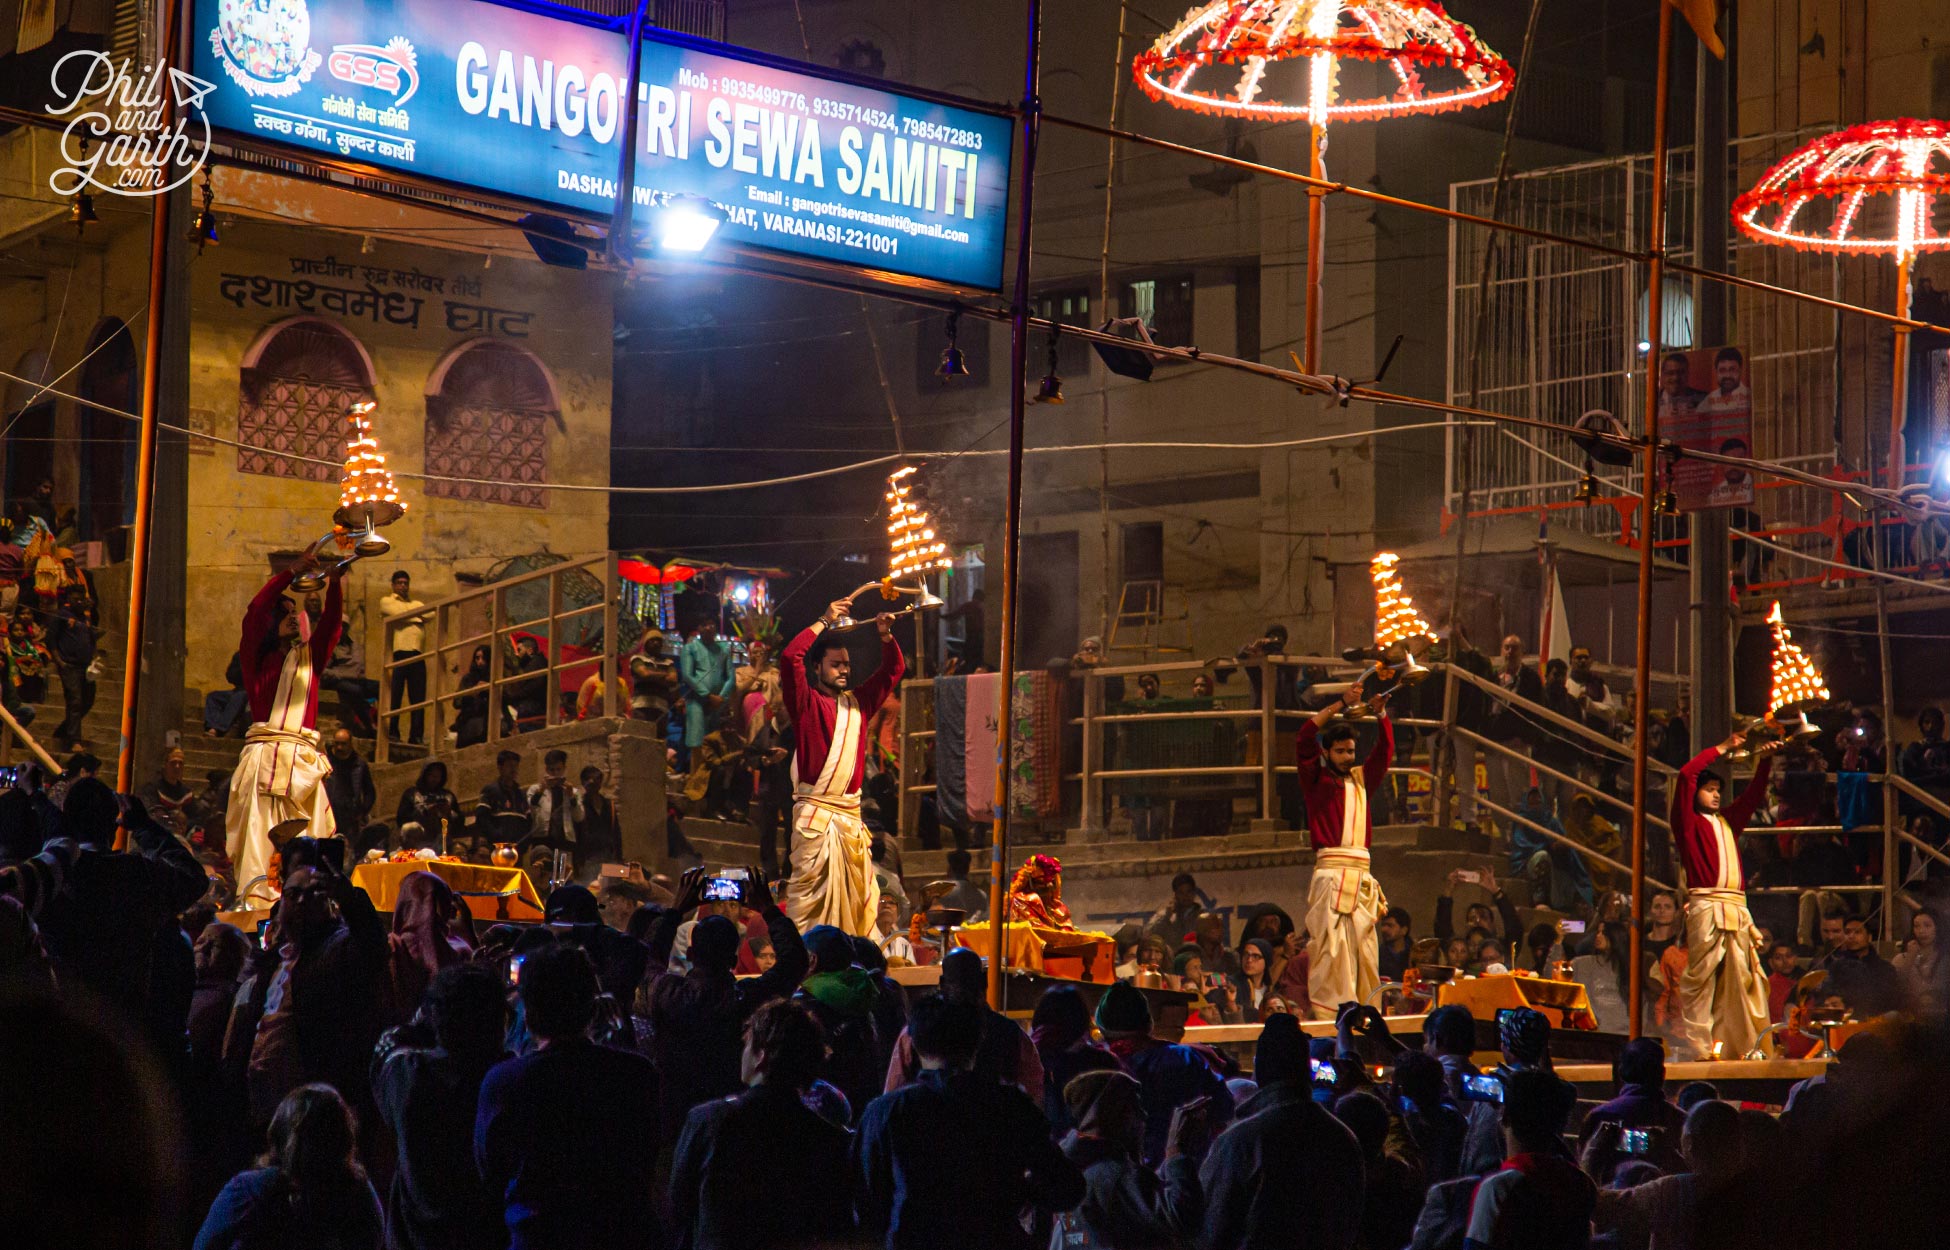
[779,601,904,935]
[1293,685,1394,1019]
[1671,732,1781,1058]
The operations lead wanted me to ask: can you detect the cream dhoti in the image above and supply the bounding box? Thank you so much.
[1680,887,1770,1058]
[225,643,335,905]
[785,689,880,936]
[1305,845,1386,1020]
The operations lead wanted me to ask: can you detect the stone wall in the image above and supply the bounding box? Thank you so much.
[181,217,614,695]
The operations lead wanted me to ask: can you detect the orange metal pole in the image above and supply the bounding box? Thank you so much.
[117,0,183,802]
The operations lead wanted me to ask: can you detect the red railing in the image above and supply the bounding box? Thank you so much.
[1443,461,1940,600]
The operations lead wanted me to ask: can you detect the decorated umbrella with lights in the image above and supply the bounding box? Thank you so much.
[1734,120,1950,499]
[1134,0,1511,371]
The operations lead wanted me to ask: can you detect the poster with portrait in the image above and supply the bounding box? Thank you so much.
[1656,344,1755,511]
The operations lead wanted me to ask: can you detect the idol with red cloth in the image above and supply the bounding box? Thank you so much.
[1294,687,1394,1020]
[778,600,905,935]
[223,560,345,904]
[1670,734,1781,1057]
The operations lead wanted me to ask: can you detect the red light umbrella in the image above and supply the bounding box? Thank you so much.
[1133,1,1511,372]
[1734,119,1950,490]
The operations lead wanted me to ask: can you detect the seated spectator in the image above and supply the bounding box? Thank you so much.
[1822,914,1903,1016]
[668,999,855,1250]
[204,651,249,737]
[1056,1069,1205,1250]
[854,995,1085,1250]
[1378,906,1413,983]
[475,943,660,1250]
[373,963,508,1250]
[193,1084,382,1250]
[1200,1014,1362,1250]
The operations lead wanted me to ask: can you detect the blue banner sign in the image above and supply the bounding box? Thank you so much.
[193,0,1013,289]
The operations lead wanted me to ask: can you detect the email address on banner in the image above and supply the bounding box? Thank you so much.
[783,196,972,246]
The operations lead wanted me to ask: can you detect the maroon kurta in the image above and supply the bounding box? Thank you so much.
[779,623,905,794]
[239,567,343,728]
[1669,744,1772,891]
[1294,715,1394,850]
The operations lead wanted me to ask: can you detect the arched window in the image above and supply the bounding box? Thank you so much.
[77,318,138,542]
[237,318,376,480]
[423,340,558,509]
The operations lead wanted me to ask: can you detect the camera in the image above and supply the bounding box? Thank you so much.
[703,868,749,904]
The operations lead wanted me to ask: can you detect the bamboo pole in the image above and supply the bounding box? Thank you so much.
[987,0,1043,1013]
[1628,0,1676,1042]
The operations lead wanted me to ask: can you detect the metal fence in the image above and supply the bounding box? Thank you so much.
[376,553,621,764]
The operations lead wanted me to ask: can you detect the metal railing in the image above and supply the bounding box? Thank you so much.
[375,553,620,764]
[893,650,1943,931]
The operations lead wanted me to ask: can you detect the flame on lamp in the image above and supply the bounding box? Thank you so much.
[886,466,950,582]
[1372,551,1434,652]
[336,403,407,527]
[1766,601,1830,716]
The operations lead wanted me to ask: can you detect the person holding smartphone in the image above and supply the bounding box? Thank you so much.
[1670,732,1783,1058]
[1293,684,1395,1020]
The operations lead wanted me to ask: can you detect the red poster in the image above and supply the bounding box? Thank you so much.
[1657,345,1755,512]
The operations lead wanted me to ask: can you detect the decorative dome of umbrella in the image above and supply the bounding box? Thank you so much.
[1733,119,1950,261]
[1133,0,1512,123]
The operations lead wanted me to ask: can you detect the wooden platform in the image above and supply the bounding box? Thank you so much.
[1558,1057,1833,1103]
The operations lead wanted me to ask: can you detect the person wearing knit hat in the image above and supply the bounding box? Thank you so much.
[1054,1069,1206,1250]
[1094,981,1153,1037]
[1091,982,1232,1167]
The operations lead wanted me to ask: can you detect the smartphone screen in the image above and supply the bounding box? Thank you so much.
[508,954,526,987]
[1620,1128,1652,1156]
[1561,919,1586,934]
[1310,1058,1336,1088]
[1462,1073,1505,1103]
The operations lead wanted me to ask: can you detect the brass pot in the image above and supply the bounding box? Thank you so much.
[491,843,519,868]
